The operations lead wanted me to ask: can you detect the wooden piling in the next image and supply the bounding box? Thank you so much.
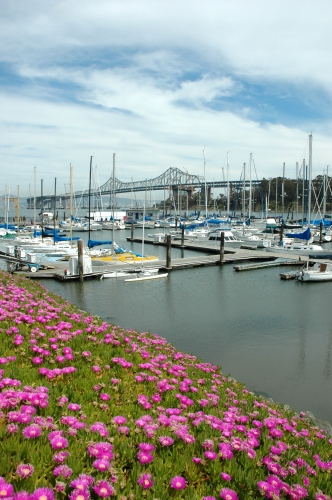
[166,234,172,270]
[319,222,323,243]
[279,224,284,245]
[219,231,225,264]
[131,224,134,241]
[181,224,185,247]
[77,239,84,282]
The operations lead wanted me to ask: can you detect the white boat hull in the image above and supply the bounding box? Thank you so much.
[296,261,332,282]
[125,273,168,282]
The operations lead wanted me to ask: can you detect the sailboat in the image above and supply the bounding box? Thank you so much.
[126,181,168,282]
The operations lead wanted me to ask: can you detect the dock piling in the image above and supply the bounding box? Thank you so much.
[77,239,84,282]
[219,231,225,264]
[166,234,172,270]
[181,224,185,247]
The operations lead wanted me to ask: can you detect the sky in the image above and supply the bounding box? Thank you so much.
[1,0,331,198]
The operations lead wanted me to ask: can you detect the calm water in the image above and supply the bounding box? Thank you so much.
[35,228,332,424]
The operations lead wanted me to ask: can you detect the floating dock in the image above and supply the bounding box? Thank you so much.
[0,238,309,280]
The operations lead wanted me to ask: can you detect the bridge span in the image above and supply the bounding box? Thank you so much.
[28,167,261,208]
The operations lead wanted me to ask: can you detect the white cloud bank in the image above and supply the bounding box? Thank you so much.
[0,0,331,196]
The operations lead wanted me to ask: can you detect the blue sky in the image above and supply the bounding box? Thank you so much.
[1,0,331,197]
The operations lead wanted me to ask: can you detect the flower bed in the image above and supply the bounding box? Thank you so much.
[0,270,331,499]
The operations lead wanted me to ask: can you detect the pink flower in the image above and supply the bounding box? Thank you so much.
[220,487,239,500]
[16,463,34,478]
[30,487,55,500]
[100,393,110,401]
[93,459,110,471]
[159,436,174,446]
[50,436,69,449]
[53,451,70,464]
[137,473,154,489]
[170,476,187,490]
[0,480,14,498]
[118,426,130,435]
[204,451,218,460]
[112,415,127,425]
[137,451,154,464]
[69,490,90,500]
[93,480,115,498]
[68,403,81,411]
[221,473,231,481]
[138,442,155,452]
[53,465,73,478]
[22,424,42,439]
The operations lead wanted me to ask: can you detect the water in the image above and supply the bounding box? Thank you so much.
[32,228,332,424]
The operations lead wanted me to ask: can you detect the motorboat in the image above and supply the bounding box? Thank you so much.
[232,229,271,248]
[125,270,168,282]
[266,243,329,256]
[102,220,126,230]
[204,229,244,248]
[296,261,332,282]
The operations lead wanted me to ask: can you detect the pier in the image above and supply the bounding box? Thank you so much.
[0,244,307,280]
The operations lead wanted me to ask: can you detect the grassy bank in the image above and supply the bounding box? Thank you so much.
[0,270,331,499]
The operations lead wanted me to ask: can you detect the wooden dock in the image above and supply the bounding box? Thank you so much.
[1,237,308,280]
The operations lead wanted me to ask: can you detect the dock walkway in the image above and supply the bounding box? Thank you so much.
[0,238,308,280]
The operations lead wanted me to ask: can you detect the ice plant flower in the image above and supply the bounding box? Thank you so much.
[50,436,69,449]
[30,487,55,500]
[170,476,187,490]
[159,435,174,446]
[22,424,42,439]
[137,473,154,489]
[220,487,239,500]
[16,463,34,478]
[0,480,14,498]
[137,451,154,464]
[93,480,115,498]
[69,491,90,500]
[53,465,73,478]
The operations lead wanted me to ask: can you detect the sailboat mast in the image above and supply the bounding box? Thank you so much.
[203,149,207,219]
[302,159,305,224]
[88,156,93,241]
[41,179,44,240]
[17,185,20,226]
[308,133,312,226]
[70,163,73,244]
[295,162,299,222]
[242,163,245,219]
[249,153,252,219]
[142,180,147,269]
[282,162,285,219]
[226,151,230,216]
[53,178,56,244]
[34,166,36,226]
[112,153,116,255]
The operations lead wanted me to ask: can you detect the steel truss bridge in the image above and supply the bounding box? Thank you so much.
[28,167,261,208]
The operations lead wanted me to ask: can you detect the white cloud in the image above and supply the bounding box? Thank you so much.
[0,0,331,196]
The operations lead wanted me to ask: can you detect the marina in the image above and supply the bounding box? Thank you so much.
[1,204,332,426]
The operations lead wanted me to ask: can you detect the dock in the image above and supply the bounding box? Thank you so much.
[0,236,311,280]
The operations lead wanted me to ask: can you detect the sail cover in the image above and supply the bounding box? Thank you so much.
[88,239,112,248]
[53,233,79,242]
[285,227,311,241]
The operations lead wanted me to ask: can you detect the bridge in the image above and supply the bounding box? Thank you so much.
[28,167,261,209]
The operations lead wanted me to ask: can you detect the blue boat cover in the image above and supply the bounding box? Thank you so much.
[285,227,311,240]
[88,239,112,248]
[54,233,79,242]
